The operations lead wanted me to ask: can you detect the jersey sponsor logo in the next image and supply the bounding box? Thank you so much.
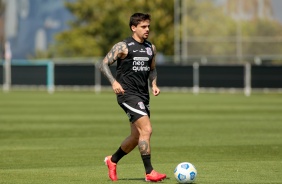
[146,48,152,56]
[128,42,135,46]
[132,57,150,72]
[133,57,149,61]
[132,65,150,72]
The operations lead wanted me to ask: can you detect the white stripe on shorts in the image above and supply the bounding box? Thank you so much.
[122,102,147,116]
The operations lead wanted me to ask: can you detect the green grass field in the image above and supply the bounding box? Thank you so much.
[0,91,282,184]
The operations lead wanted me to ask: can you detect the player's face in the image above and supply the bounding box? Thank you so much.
[132,20,150,41]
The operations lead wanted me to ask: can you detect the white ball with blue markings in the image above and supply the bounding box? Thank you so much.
[174,162,197,183]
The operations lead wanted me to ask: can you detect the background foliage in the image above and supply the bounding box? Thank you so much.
[45,0,282,60]
[52,0,174,57]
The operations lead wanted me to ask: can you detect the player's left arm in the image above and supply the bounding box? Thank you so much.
[149,44,160,96]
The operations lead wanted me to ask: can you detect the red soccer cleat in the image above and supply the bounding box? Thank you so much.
[104,156,117,181]
[145,170,166,182]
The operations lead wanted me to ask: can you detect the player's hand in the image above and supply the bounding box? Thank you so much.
[152,85,160,96]
[112,80,125,95]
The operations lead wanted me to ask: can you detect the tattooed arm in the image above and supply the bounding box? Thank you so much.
[99,42,128,94]
[149,44,160,96]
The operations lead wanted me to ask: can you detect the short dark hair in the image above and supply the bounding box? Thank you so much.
[129,13,151,31]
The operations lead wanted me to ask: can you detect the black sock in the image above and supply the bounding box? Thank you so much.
[111,147,127,163]
[141,154,153,174]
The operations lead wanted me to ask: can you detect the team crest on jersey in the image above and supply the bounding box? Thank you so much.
[146,47,152,56]
[138,102,146,109]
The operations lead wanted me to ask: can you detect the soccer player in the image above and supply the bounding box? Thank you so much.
[99,13,166,182]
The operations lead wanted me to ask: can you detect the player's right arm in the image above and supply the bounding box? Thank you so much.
[99,42,127,94]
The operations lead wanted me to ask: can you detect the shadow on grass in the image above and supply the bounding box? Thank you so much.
[118,177,171,182]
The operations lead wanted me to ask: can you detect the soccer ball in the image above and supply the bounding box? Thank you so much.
[174,162,197,183]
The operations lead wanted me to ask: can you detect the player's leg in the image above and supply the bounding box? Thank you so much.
[120,122,139,152]
[112,122,139,162]
[133,116,152,155]
[133,116,166,182]
[133,115,153,172]
[104,123,139,181]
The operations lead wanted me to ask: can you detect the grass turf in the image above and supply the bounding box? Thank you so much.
[0,91,281,183]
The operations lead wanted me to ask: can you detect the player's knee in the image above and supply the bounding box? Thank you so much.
[141,126,152,136]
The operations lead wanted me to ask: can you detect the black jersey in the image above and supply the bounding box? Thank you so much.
[116,37,154,103]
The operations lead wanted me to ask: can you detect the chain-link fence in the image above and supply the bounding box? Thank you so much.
[173,0,282,65]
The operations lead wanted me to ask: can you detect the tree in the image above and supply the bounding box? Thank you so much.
[42,0,282,64]
[51,0,174,58]
[184,0,238,57]
[242,19,282,56]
